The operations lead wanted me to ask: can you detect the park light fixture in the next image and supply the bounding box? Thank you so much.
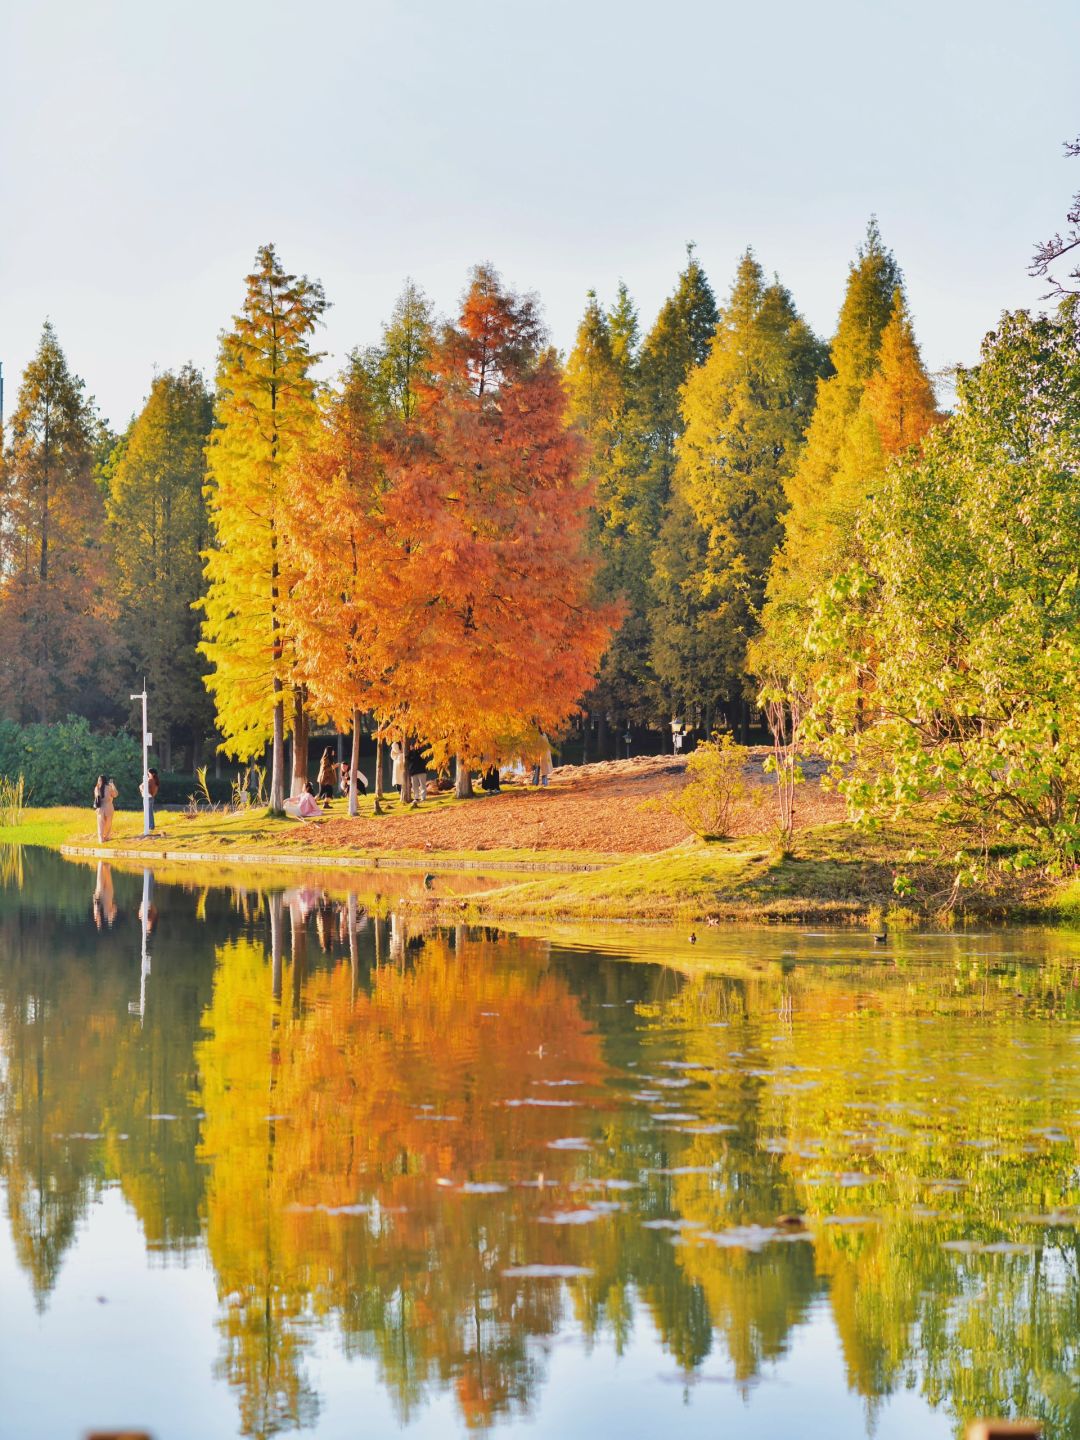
[130,684,152,836]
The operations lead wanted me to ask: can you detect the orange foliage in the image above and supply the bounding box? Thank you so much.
[286,266,620,767]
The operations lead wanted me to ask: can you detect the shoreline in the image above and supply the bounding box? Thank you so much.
[2,804,1074,928]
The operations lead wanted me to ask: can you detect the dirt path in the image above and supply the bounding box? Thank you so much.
[293,753,844,857]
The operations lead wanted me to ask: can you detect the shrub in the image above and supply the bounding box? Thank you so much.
[667,734,748,840]
[0,716,142,808]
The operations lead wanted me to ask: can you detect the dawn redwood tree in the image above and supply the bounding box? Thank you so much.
[651,250,825,727]
[0,323,114,722]
[105,365,214,767]
[199,245,328,812]
[283,360,395,815]
[757,221,909,681]
[378,265,618,792]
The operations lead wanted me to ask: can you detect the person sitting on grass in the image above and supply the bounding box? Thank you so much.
[285,781,324,821]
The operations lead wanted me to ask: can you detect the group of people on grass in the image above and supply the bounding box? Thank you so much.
[91,734,556,835]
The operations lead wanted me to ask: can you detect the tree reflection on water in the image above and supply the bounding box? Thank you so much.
[2,847,1080,1437]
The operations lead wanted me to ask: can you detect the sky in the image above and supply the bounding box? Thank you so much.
[3,0,1079,431]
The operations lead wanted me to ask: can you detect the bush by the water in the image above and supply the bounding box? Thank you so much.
[667,734,747,840]
[0,716,143,808]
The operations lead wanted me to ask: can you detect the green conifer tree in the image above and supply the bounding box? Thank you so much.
[652,251,825,728]
[105,365,214,768]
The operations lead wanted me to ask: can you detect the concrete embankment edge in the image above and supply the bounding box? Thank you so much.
[59,843,608,876]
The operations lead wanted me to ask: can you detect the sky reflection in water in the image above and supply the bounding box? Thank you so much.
[2,846,1080,1439]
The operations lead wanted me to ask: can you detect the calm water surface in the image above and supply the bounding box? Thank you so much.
[2,847,1080,1439]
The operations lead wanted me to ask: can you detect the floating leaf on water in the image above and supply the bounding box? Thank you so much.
[547,1137,591,1151]
[942,1239,1036,1255]
[678,1123,736,1135]
[503,1098,579,1108]
[459,1182,508,1194]
[641,1218,704,1231]
[648,1165,719,1176]
[502,1264,593,1278]
[539,1204,622,1225]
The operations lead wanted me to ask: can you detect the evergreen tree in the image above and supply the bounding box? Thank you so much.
[0,323,114,722]
[756,221,914,679]
[198,245,328,811]
[105,365,214,768]
[652,251,825,726]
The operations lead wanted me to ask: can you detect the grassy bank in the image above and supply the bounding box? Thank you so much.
[0,804,1068,925]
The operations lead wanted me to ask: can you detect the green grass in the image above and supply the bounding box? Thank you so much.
[449,821,1047,925]
[0,807,89,848]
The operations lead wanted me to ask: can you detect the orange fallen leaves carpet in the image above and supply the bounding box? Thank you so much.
[291,754,844,857]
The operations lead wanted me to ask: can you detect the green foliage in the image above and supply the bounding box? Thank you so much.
[652,251,825,717]
[567,251,718,727]
[808,301,1080,870]
[105,365,214,756]
[0,715,141,807]
[666,734,747,840]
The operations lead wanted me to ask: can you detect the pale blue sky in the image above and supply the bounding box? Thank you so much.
[3,0,1078,429]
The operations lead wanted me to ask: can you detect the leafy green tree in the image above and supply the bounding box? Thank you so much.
[651,251,825,725]
[808,301,1080,870]
[198,245,328,811]
[757,221,903,679]
[0,323,114,723]
[105,365,214,768]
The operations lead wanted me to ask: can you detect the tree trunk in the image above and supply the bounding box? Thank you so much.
[581,712,589,768]
[269,890,284,1001]
[598,712,607,760]
[375,736,384,798]
[348,707,362,817]
[291,689,309,794]
[347,891,359,1003]
[455,754,473,798]
[270,687,286,812]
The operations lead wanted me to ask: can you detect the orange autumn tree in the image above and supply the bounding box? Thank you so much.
[375,265,618,794]
[282,359,400,814]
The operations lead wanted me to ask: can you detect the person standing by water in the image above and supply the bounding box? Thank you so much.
[139,766,160,830]
[93,774,118,843]
[317,747,337,801]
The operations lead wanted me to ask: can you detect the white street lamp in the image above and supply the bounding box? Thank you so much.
[130,683,152,836]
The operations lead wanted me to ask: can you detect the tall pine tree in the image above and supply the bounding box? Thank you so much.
[106,365,214,768]
[651,251,825,727]
[0,323,114,722]
[199,245,328,811]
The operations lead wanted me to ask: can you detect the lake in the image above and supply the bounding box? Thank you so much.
[1,846,1078,1439]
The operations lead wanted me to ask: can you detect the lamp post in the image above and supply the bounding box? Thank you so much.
[130,684,152,836]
